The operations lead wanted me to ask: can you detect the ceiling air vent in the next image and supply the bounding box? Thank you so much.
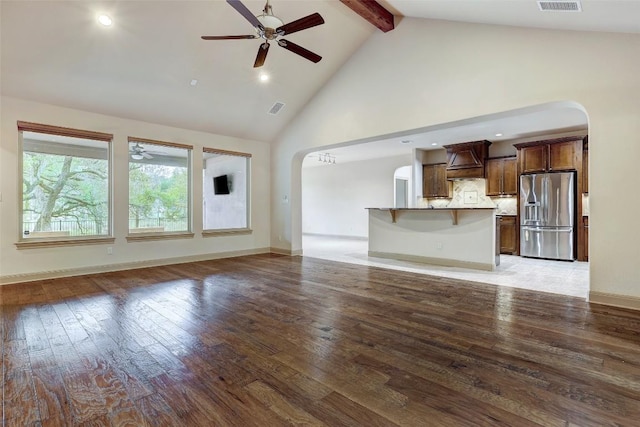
[537,1,582,12]
[268,102,285,115]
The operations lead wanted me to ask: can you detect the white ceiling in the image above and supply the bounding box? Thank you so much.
[2,1,636,161]
[383,0,640,34]
[0,1,374,142]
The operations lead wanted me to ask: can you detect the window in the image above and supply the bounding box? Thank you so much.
[18,121,113,245]
[128,137,192,239]
[202,148,251,234]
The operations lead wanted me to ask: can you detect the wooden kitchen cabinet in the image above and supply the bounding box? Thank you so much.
[499,215,518,254]
[486,157,517,196]
[583,141,589,193]
[515,136,584,174]
[518,145,547,174]
[423,163,451,198]
[548,140,579,171]
[442,140,492,179]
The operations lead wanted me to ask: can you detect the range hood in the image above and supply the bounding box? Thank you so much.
[443,140,492,180]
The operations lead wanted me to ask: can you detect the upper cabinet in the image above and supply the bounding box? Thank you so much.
[514,136,585,174]
[423,163,451,198]
[486,157,517,196]
[443,140,491,179]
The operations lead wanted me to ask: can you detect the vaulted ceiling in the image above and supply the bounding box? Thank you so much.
[2,1,638,146]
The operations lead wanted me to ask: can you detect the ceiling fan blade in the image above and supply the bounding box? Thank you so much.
[277,39,321,63]
[226,0,263,29]
[254,42,270,68]
[201,35,257,40]
[141,152,154,159]
[276,12,324,36]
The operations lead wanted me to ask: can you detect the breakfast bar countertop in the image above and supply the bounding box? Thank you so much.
[366,207,497,210]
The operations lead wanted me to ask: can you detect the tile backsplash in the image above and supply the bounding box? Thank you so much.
[420,178,517,214]
[447,179,496,208]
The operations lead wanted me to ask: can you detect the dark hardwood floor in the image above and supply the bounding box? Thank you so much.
[2,254,640,426]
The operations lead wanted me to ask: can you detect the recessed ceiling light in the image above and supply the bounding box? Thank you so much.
[98,14,112,26]
[400,140,412,144]
[259,73,269,82]
[431,143,438,146]
[190,79,198,86]
[495,133,503,137]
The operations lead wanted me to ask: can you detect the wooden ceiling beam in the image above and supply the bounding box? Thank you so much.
[339,0,395,33]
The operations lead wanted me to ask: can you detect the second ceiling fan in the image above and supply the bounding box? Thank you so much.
[202,0,325,68]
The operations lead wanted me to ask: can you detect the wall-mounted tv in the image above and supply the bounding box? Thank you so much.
[213,174,230,195]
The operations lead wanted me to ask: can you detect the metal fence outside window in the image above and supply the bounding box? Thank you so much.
[23,218,188,236]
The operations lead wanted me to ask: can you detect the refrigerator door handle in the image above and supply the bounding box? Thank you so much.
[522,226,572,231]
[543,175,549,224]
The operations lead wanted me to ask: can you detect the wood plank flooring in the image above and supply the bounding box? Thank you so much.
[2,254,640,426]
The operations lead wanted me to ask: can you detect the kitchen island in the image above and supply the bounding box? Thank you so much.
[367,207,498,271]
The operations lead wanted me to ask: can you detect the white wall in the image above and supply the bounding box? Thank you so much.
[203,155,248,230]
[0,96,271,282]
[302,155,410,238]
[369,209,496,270]
[271,18,640,301]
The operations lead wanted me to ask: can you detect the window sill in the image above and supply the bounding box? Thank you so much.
[15,236,115,250]
[126,232,195,242]
[202,228,253,237]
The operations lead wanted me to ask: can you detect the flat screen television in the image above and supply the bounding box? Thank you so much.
[213,174,230,195]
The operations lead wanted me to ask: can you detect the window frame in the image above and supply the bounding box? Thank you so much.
[15,121,115,249]
[126,136,194,242]
[202,147,252,237]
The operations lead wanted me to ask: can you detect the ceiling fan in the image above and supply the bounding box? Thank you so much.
[201,0,325,68]
[129,143,163,160]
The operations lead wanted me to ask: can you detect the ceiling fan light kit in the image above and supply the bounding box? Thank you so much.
[201,0,325,68]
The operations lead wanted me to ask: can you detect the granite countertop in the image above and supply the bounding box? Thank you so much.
[367,207,497,211]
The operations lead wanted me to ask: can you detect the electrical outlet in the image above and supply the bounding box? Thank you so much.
[436,241,443,249]
[107,247,113,255]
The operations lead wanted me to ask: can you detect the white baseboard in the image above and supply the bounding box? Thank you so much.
[0,247,272,286]
[589,291,640,311]
[303,233,368,241]
[368,251,495,272]
[269,246,302,256]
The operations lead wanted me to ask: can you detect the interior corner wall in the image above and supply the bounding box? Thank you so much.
[0,96,271,281]
[302,155,411,238]
[271,17,640,300]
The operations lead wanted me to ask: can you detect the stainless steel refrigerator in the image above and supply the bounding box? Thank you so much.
[520,172,575,261]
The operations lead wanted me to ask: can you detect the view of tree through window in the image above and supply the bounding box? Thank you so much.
[21,130,110,239]
[128,139,191,233]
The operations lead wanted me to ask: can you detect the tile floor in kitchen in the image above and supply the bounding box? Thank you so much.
[302,234,589,299]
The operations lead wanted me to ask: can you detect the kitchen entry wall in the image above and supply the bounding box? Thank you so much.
[301,154,411,239]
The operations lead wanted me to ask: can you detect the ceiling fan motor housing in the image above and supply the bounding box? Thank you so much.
[257,14,284,39]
